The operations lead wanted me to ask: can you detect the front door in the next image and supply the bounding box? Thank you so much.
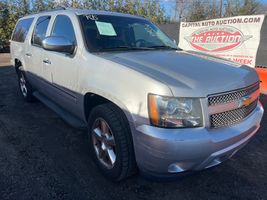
[41,14,80,117]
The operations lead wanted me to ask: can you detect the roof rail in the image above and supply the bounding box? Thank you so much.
[40,6,66,13]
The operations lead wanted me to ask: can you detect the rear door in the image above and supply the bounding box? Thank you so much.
[10,17,34,69]
[25,15,51,88]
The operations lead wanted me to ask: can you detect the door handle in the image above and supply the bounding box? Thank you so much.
[25,53,32,57]
[43,59,51,65]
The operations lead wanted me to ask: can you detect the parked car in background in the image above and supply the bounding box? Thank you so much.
[0,41,10,53]
[10,8,264,181]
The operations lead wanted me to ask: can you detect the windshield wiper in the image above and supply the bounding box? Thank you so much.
[97,46,154,52]
[147,45,179,50]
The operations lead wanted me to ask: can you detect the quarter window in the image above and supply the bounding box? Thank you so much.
[12,18,34,42]
[51,15,76,44]
[32,16,51,46]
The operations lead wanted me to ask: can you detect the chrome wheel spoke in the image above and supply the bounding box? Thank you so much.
[94,145,100,156]
[93,128,103,141]
[107,149,116,165]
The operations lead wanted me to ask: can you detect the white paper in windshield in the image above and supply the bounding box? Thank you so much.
[95,21,117,36]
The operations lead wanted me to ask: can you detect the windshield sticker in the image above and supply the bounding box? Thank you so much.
[85,14,98,21]
[95,21,117,36]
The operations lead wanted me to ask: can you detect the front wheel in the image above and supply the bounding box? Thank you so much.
[88,103,137,181]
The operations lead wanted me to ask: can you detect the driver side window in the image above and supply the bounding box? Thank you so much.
[132,23,161,45]
[51,15,76,44]
[32,16,51,46]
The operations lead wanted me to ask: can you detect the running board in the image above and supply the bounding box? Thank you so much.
[33,91,87,130]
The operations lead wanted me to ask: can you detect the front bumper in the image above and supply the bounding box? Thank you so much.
[133,103,264,176]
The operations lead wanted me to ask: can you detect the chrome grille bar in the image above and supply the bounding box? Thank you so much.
[208,82,259,128]
[210,100,258,128]
[208,82,259,106]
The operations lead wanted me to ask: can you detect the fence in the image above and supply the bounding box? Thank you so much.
[158,23,180,43]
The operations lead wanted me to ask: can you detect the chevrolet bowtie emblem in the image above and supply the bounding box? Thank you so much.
[239,95,253,108]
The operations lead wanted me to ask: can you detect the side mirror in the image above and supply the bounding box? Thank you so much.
[42,36,75,54]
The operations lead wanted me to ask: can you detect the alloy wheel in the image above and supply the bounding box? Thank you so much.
[19,73,27,97]
[91,118,117,169]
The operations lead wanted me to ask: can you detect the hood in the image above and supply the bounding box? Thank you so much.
[98,50,259,97]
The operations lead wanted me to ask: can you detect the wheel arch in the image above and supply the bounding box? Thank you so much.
[83,92,134,126]
[14,58,22,73]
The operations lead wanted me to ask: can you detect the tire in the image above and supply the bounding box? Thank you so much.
[88,103,137,181]
[17,68,35,102]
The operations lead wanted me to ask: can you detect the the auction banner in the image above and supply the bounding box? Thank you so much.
[179,15,265,67]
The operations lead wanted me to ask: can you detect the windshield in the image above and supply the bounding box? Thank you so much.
[78,14,177,52]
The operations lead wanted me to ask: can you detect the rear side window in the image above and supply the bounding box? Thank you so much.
[51,15,76,44]
[32,16,51,46]
[12,18,34,42]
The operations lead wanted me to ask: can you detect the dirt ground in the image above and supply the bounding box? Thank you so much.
[0,53,11,67]
[0,53,266,200]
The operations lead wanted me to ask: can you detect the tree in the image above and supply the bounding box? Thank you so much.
[239,0,259,15]
[0,0,168,43]
[208,0,221,19]
[32,0,56,13]
[33,0,46,12]
[21,0,30,15]
[0,1,18,43]
[14,0,31,17]
[224,0,260,17]
[0,1,10,42]
[257,4,267,14]
[181,0,263,22]
[185,0,207,22]
[83,0,109,10]
[174,0,187,22]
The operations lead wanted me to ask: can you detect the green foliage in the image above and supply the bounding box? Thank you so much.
[0,0,167,43]
[32,0,55,12]
[0,1,17,43]
[0,0,264,42]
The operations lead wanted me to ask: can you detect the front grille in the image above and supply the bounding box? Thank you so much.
[210,100,258,128]
[208,82,259,128]
[208,82,259,106]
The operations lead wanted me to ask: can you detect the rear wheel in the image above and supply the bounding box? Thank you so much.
[17,68,35,102]
[88,103,137,181]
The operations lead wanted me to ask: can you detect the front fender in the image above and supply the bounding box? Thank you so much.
[79,52,173,128]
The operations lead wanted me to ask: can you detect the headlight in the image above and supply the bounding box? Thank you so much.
[148,94,203,128]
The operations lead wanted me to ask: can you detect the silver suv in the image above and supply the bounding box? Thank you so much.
[10,8,264,181]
